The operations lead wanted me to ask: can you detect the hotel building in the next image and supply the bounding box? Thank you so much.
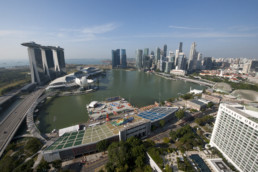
[210,103,258,172]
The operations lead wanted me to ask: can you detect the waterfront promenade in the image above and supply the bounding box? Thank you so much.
[0,89,45,157]
[176,76,215,87]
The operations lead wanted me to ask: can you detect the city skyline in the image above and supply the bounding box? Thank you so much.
[0,0,258,60]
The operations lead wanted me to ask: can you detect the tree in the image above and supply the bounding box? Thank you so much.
[164,164,173,172]
[169,130,177,142]
[163,137,170,144]
[135,155,145,168]
[106,137,150,171]
[167,98,175,102]
[159,120,165,127]
[13,159,34,172]
[180,93,193,100]
[25,138,42,156]
[52,160,62,169]
[143,165,153,172]
[175,109,185,120]
[207,102,214,108]
[37,159,50,172]
[96,140,108,152]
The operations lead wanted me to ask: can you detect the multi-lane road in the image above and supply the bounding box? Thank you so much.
[0,89,45,157]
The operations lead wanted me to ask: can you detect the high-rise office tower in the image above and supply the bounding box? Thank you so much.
[210,103,258,172]
[163,44,167,59]
[250,60,258,72]
[150,51,155,56]
[159,60,166,72]
[144,48,149,56]
[142,48,150,69]
[22,42,66,85]
[168,51,175,69]
[112,49,120,69]
[196,52,202,70]
[188,42,197,71]
[165,61,172,73]
[203,57,213,70]
[121,49,127,68]
[242,63,251,74]
[136,49,143,69]
[179,42,183,53]
[175,50,179,66]
[156,47,161,63]
[177,52,187,70]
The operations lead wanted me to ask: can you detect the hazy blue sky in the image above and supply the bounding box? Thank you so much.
[0,0,258,60]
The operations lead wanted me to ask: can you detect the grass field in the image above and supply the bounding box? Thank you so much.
[0,68,30,96]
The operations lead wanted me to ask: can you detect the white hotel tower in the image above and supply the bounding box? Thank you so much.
[210,103,258,172]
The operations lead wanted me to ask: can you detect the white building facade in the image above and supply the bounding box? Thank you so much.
[210,104,258,172]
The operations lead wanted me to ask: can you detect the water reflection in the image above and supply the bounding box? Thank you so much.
[38,70,206,132]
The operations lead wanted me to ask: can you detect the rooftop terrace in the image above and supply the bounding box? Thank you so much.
[45,115,149,152]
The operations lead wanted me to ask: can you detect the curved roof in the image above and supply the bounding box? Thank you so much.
[213,82,232,93]
[88,101,98,108]
[49,74,76,86]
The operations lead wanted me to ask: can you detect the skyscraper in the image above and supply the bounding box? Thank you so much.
[179,42,183,53]
[210,103,258,172]
[51,46,66,74]
[156,47,161,63]
[163,44,167,59]
[142,48,150,69]
[168,51,175,69]
[188,42,197,71]
[196,52,202,70]
[250,60,258,72]
[159,60,166,72]
[136,49,143,69]
[112,49,120,69]
[121,49,127,68]
[177,52,187,70]
[175,49,179,66]
[41,46,56,80]
[143,48,149,56]
[203,57,213,70]
[22,42,66,85]
[165,61,172,73]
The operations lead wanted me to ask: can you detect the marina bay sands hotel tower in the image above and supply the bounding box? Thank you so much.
[22,42,66,85]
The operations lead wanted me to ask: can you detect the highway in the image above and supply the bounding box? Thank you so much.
[0,89,45,157]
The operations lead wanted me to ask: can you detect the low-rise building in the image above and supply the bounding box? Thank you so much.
[43,115,150,162]
[206,158,231,172]
[170,69,186,76]
[202,94,221,104]
[186,99,206,111]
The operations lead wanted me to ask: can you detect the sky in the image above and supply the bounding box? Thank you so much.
[0,0,258,60]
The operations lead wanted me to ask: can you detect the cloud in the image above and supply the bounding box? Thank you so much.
[169,25,210,30]
[134,32,257,39]
[57,23,119,42]
[82,23,118,34]
[229,26,258,32]
[0,30,26,37]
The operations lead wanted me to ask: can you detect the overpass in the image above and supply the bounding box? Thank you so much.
[0,89,45,158]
